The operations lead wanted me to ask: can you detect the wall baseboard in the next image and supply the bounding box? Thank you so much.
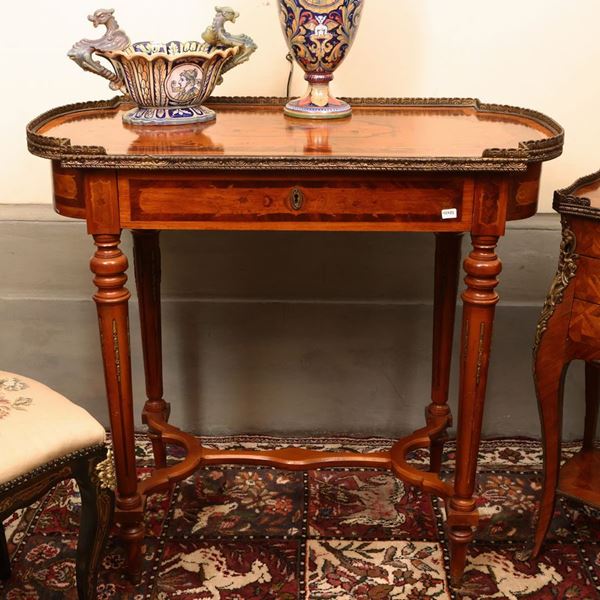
[2,207,583,439]
[0,206,561,305]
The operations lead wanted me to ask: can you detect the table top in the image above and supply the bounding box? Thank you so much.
[27,96,563,172]
[554,170,600,219]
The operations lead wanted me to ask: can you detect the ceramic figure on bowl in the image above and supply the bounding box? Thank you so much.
[278,0,364,119]
[68,7,257,126]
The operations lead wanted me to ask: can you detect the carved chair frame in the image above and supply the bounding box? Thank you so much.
[0,444,114,599]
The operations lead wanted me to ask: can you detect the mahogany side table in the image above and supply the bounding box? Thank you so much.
[533,170,600,557]
[27,96,564,583]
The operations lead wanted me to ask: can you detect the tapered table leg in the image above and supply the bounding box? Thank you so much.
[91,233,144,578]
[133,230,169,468]
[428,233,463,473]
[447,234,501,584]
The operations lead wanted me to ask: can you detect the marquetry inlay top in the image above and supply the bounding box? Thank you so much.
[572,179,600,208]
[27,97,563,172]
[554,170,600,220]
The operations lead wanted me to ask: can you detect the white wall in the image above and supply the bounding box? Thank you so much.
[2,0,599,211]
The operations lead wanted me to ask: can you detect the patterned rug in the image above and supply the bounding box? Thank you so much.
[1,436,599,599]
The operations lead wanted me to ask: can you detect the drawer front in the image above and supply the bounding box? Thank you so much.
[575,256,600,305]
[119,173,474,231]
[569,299,600,346]
[571,218,600,259]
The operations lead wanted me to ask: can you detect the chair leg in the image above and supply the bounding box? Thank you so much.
[73,450,115,600]
[583,362,600,451]
[0,523,10,580]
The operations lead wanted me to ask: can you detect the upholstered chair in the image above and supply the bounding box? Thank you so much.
[0,371,114,599]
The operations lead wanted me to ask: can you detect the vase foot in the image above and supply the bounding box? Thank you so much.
[123,105,216,126]
[284,96,352,120]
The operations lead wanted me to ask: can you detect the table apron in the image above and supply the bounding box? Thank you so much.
[116,172,475,232]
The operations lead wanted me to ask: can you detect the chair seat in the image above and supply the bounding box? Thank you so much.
[0,371,106,486]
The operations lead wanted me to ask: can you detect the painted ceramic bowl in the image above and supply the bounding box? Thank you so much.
[278,0,365,119]
[69,7,256,126]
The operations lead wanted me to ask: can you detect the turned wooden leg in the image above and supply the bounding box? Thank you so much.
[73,450,115,600]
[583,362,600,452]
[447,234,501,584]
[428,232,463,473]
[91,233,144,579]
[0,523,10,580]
[133,230,169,469]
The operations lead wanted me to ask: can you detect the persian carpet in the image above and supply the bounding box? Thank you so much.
[1,436,599,599]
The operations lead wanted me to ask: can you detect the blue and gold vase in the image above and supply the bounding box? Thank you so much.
[278,0,364,119]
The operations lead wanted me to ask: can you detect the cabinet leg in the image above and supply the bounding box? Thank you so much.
[532,358,569,558]
[448,234,501,584]
[583,362,600,451]
[133,230,169,468]
[428,232,463,473]
[531,214,578,557]
[91,233,144,578]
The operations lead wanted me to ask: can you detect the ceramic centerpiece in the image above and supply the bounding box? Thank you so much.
[278,0,364,119]
[69,7,256,126]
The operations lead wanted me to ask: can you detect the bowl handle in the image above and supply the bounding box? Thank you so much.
[68,9,130,92]
[202,7,257,76]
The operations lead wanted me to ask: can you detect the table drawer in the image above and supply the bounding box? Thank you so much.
[575,256,600,305]
[569,299,600,346]
[119,173,473,231]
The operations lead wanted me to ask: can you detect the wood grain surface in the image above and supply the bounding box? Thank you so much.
[37,102,553,159]
[27,96,565,584]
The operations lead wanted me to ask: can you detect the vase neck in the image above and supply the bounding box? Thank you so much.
[305,71,333,85]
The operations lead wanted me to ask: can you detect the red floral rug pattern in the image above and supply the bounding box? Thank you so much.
[1,437,599,599]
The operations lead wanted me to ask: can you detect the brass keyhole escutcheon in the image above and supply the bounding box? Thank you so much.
[290,187,304,211]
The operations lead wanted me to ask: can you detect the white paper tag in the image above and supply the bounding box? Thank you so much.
[441,208,458,220]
